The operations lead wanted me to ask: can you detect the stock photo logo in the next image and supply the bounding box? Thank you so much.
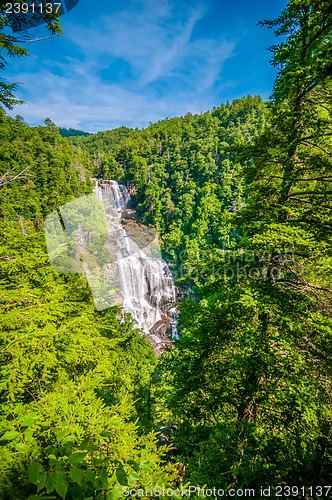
[5,0,80,32]
[44,181,168,315]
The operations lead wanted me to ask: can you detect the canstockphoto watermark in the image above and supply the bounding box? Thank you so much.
[165,245,295,282]
[122,486,331,498]
[122,486,256,497]
[44,191,165,311]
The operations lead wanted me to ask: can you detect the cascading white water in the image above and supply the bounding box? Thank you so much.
[118,256,176,333]
[93,179,178,346]
[94,179,130,215]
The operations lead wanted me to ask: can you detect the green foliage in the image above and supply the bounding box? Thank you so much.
[158,281,332,487]
[71,96,268,293]
[67,127,136,176]
[1,0,332,493]
[259,0,332,103]
[155,0,332,489]
[0,215,177,496]
[0,110,180,497]
[0,112,92,218]
[59,128,91,139]
[1,397,176,499]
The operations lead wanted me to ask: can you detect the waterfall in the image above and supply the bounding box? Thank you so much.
[93,179,178,352]
[94,179,130,214]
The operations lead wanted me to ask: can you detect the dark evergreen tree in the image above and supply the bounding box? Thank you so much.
[157,0,332,488]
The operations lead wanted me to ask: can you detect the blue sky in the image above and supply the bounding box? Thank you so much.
[7,0,286,133]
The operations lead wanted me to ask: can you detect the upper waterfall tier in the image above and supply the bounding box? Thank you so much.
[94,179,130,214]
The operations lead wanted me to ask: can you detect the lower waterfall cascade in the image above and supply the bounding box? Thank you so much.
[93,179,179,354]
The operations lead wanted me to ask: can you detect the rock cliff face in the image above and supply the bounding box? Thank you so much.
[93,179,178,355]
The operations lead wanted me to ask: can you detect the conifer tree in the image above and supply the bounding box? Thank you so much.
[158,0,332,488]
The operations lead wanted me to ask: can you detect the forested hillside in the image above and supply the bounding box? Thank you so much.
[0,112,179,498]
[157,1,332,489]
[59,128,91,139]
[67,0,332,490]
[72,95,268,290]
[1,0,332,497]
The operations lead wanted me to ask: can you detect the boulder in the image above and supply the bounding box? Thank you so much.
[149,317,172,340]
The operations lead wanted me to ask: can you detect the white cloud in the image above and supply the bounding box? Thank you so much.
[8,0,237,131]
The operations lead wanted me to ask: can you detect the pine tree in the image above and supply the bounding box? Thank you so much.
[158,0,332,488]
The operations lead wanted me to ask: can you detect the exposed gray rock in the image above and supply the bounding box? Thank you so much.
[154,424,178,447]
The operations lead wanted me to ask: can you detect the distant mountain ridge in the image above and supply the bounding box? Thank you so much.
[59,127,91,138]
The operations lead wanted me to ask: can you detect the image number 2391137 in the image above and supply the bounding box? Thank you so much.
[4,0,79,31]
